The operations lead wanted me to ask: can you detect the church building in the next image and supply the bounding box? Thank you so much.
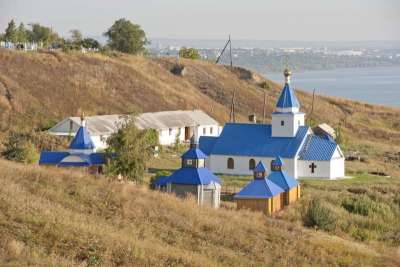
[199,69,345,179]
[234,157,300,215]
[39,116,106,174]
[154,136,221,208]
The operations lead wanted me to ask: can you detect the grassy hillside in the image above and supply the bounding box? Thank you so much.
[1,159,399,266]
[0,48,399,176]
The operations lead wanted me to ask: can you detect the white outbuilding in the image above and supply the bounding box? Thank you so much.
[47,110,221,150]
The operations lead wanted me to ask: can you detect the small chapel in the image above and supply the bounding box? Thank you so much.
[154,136,221,208]
[199,69,345,179]
[234,157,300,215]
[39,115,106,174]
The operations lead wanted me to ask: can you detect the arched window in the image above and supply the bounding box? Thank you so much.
[249,159,256,170]
[227,158,234,169]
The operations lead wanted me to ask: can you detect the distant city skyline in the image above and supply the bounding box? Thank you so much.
[1,0,399,41]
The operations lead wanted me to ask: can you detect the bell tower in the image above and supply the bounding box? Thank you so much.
[271,69,305,137]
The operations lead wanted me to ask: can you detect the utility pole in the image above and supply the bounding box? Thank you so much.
[229,89,236,122]
[262,91,266,123]
[309,89,316,125]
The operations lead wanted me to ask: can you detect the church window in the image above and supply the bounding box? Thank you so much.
[281,120,284,126]
[186,159,193,166]
[227,158,234,169]
[249,159,256,170]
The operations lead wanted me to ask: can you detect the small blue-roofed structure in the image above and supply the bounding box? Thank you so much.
[268,157,301,206]
[154,135,221,208]
[39,116,106,174]
[234,160,285,215]
[199,68,345,179]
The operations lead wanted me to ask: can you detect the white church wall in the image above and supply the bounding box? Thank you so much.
[208,155,297,178]
[298,160,332,179]
[330,157,345,178]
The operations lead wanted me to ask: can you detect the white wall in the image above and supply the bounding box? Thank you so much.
[272,112,305,138]
[159,124,220,146]
[298,160,331,179]
[208,155,297,178]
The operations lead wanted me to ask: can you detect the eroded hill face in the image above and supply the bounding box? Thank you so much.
[0,49,399,176]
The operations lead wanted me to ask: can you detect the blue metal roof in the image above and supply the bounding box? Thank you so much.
[198,136,218,156]
[69,126,95,150]
[154,176,170,187]
[39,151,70,165]
[254,161,267,173]
[299,134,338,161]
[39,151,105,166]
[276,83,300,109]
[167,167,221,185]
[208,123,309,158]
[234,178,284,199]
[267,170,299,191]
[181,148,207,159]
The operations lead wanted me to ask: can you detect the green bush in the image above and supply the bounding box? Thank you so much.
[2,132,38,164]
[303,198,337,231]
[341,195,392,217]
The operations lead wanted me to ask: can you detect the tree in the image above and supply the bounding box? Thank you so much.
[28,23,59,47]
[81,38,101,49]
[2,131,39,164]
[179,47,200,60]
[70,29,83,45]
[106,116,158,182]
[16,23,28,43]
[104,18,148,54]
[4,19,17,42]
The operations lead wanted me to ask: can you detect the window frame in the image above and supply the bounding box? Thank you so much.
[227,158,235,169]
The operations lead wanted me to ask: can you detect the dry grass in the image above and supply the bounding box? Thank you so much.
[0,159,399,266]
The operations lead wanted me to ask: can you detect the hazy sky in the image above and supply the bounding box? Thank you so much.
[1,0,399,41]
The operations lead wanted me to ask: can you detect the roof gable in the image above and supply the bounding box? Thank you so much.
[181,148,207,160]
[209,123,309,158]
[199,136,218,156]
[299,134,338,161]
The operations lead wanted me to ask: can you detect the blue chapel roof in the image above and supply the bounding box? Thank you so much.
[276,83,300,109]
[69,126,95,150]
[39,151,70,165]
[299,134,338,161]
[181,148,207,159]
[39,151,106,166]
[234,178,284,199]
[254,161,267,173]
[268,171,299,191]
[204,123,309,158]
[167,167,221,185]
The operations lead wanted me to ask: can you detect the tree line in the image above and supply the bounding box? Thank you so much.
[0,18,200,58]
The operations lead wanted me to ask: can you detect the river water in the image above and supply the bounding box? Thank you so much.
[264,66,400,107]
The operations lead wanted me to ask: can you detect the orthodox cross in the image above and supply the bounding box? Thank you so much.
[309,162,317,173]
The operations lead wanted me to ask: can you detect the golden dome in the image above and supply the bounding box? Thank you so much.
[283,68,291,77]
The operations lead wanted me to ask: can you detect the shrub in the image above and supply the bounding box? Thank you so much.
[2,132,38,164]
[179,47,200,60]
[341,195,392,218]
[303,198,337,231]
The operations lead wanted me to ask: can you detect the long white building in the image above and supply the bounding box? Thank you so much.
[48,110,221,150]
[199,69,345,179]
